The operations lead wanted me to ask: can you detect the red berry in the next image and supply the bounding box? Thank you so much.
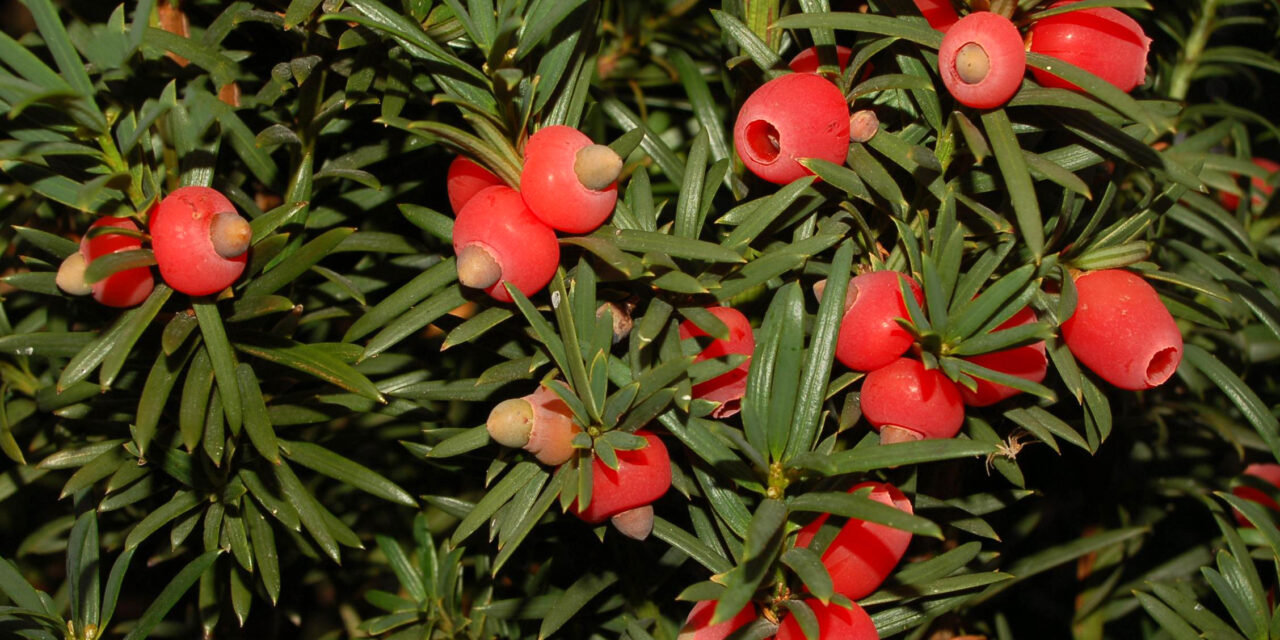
[960,306,1048,407]
[78,216,155,308]
[452,185,559,303]
[911,0,960,32]
[733,73,850,184]
[835,271,923,372]
[486,382,581,466]
[1028,1,1151,94]
[678,307,755,418]
[794,482,913,599]
[1061,269,1183,391]
[573,430,671,538]
[678,601,756,640]
[1233,463,1280,527]
[861,358,965,442]
[446,155,502,216]
[150,187,251,296]
[1219,157,1279,211]
[938,12,1026,109]
[788,45,853,73]
[521,125,621,234]
[775,600,878,640]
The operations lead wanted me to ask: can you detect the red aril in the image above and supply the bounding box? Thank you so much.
[677,600,756,640]
[733,73,850,184]
[150,187,251,296]
[521,125,621,234]
[1029,1,1151,93]
[446,155,502,215]
[678,307,754,418]
[1061,269,1183,391]
[861,358,965,442]
[572,430,671,540]
[938,12,1026,109]
[775,600,878,640]
[788,45,852,73]
[960,306,1048,407]
[794,482,913,599]
[911,0,959,32]
[1232,463,1280,527]
[1219,157,1279,211]
[452,185,559,303]
[835,271,923,372]
[486,382,581,466]
[64,216,155,307]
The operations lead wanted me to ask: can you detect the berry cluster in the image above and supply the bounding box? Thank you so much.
[449,126,623,303]
[828,266,1182,444]
[730,2,1152,190]
[55,186,253,305]
[936,1,1151,109]
[680,481,910,639]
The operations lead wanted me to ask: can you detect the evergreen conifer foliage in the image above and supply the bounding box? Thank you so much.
[0,0,1277,638]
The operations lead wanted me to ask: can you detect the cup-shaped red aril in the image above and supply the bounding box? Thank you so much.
[960,306,1048,407]
[573,430,671,538]
[521,125,620,234]
[522,384,580,466]
[486,383,581,466]
[678,307,755,418]
[151,186,250,296]
[77,216,155,308]
[835,271,923,372]
[911,0,960,32]
[776,600,878,640]
[938,12,1026,109]
[678,601,756,640]
[862,358,965,442]
[452,185,559,303]
[788,45,853,73]
[1029,1,1151,93]
[1061,269,1183,391]
[733,73,850,185]
[1219,157,1279,211]
[446,155,502,216]
[795,482,913,599]
[1233,463,1280,527]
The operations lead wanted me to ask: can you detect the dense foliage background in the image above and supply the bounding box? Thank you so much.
[1,0,1280,638]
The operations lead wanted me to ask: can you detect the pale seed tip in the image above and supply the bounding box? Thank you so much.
[55,252,93,296]
[574,144,623,191]
[879,425,925,444]
[210,214,252,259]
[611,505,655,540]
[457,244,502,290]
[486,398,534,449]
[956,42,991,85]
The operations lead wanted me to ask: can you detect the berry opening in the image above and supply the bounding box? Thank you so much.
[456,244,502,290]
[956,42,991,84]
[743,119,781,164]
[1145,347,1180,387]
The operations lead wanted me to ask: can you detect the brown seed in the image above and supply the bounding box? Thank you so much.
[849,109,880,143]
